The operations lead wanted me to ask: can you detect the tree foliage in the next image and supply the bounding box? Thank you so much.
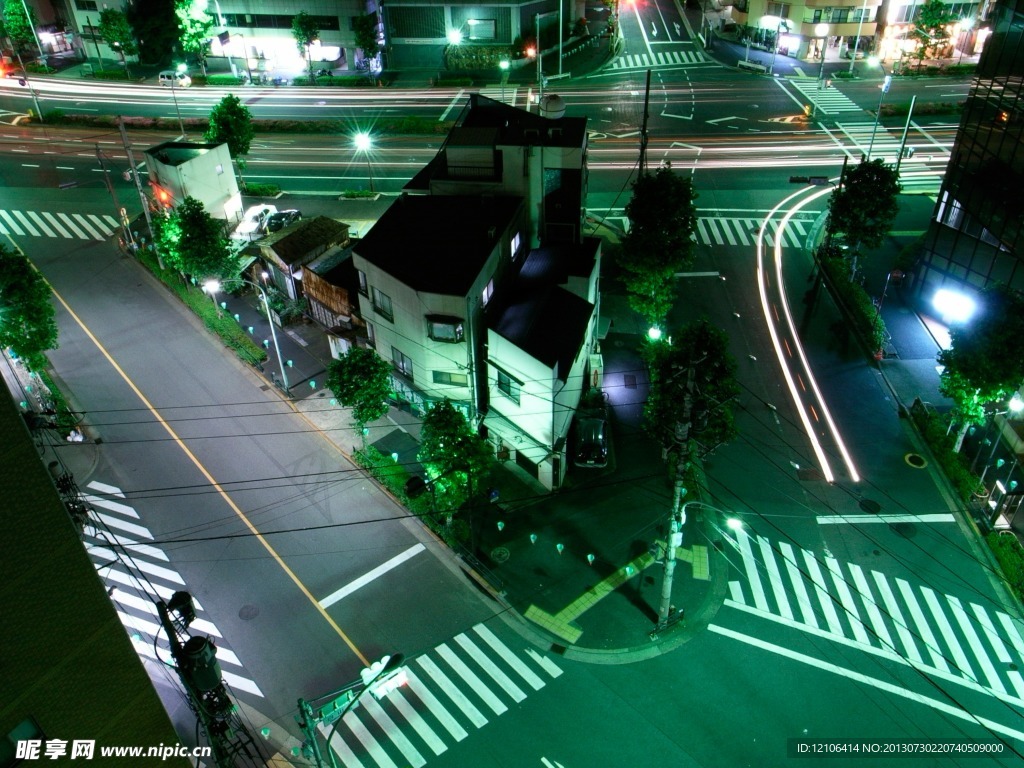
[325,346,392,430]
[153,196,236,279]
[98,9,138,74]
[2,0,38,51]
[204,94,254,159]
[126,0,178,66]
[292,11,320,75]
[827,158,901,252]
[418,399,493,516]
[175,0,214,75]
[644,318,739,459]
[913,0,956,61]
[938,285,1024,451]
[353,14,378,56]
[0,244,57,370]
[618,166,698,329]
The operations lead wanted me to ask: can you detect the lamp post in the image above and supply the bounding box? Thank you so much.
[203,278,290,394]
[499,59,510,102]
[956,17,975,63]
[232,32,254,83]
[815,22,830,88]
[354,132,374,193]
[848,0,870,74]
[870,268,903,357]
[169,69,186,140]
[866,56,892,160]
[769,19,791,75]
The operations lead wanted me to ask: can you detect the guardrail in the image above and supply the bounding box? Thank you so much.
[737,60,768,74]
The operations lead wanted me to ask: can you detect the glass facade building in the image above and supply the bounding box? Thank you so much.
[912,0,1024,302]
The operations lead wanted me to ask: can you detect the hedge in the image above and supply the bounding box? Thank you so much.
[291,75,378,87]
[241,182,281,197]
[89,69,135,81]
[818,249,887,353]
[986,532,1024,603]
[880,100,964,117]
[909,404,985,502]
[342,190,378,199]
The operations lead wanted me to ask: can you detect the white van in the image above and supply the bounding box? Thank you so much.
[158,71,191,88]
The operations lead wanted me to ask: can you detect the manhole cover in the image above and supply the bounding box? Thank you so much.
[238,604,259,620]
[859,499,882,514]
[490,546,510,564]
[905,453,927,468]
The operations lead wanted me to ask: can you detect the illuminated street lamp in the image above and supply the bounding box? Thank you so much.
[354,132,374,193]
[499,59,510,102]
[865,56,892,160]
[815,22,830,88]
[956,17,975,63]
[932,287,976,324]
[203,278,290,393]
[446,29,463,45]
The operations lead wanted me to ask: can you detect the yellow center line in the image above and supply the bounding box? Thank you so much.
[41,270,369,667]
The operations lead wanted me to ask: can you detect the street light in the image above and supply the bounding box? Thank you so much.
[815,22,830,88]
[956,17,975,64]
[203,278,290,393]
[499,59,510,103]
[865,56,892,161]
[353,132,374,193]
[168,69,186,140]
[768,18,791,75]
[847,0,870,75]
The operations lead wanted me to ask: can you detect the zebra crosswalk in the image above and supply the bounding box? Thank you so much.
[835,123,947,194]
[725,529,1024,701]
[81,480,265,700]
[478,86,519,106]
[608,49,712,70]
[324,623,561,767]
[789,78,866,115]
[0,208,121,241]
[603,214,816,249]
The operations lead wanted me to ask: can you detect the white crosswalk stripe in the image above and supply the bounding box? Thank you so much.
[609,49,712,70]
[477,86,518,106]
[607,215,813,249]
[724,530,1024,700]
[834,122,948,195]
[328,623,561,767]
[0,208,119,240]
[80,480,265,699]
[790,78,865,114]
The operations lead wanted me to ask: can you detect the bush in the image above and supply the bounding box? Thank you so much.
[987,533,1024,603]
[910,404,985,502]
[26,63,56,75]
[342,190,378,198]
[292,75,377,87]
[91,69,135,81]
[241,182,281,197]
[818,248,887,352]
[204,74,246,86]
[34,368,81,435]
[880,100,963,117]
[435,78,474,87]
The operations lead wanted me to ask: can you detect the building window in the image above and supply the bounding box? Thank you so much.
[433,370,469,387]
[371,287,393,321]
[765,2,789,18]
[366,322,376,348]
[481,279,494,307]
[392,347,413,380]
[427,314,464,342]
[511,232,521,260]
[75,0,98,10]
[357,270,368,296]
[495,367,520,405]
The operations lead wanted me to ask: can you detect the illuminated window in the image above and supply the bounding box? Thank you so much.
[495,367,520,405]
[433,370,468,386]
[392,347,413,380]
[357,270,368,296]
[511,232,521,260]
[427,315,464,342]
[481,279,494,306]
[371,287,393,321]
[766,2,789,18]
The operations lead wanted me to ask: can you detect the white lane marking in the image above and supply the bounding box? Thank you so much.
[922,586,974,679]
[415,655,488,728]
[896,578,949,672]
[26,211,55,236]
[949,595,1006,694]
[525,648,563,678]
[455,633,526,702]
[221,669,264,697]
[88,213,115,235]
[83,526,168,560]
[0,210,25,234]
[388,688,447,756]
[56,212,88,238]
[759,536,793,620]
[90,546,182,583]
[99,567,176,600]
[709,623,1024,742]
[728,580,744,602]
[87,510,152,539]
[13,210,40,235]
[804,550,842,634]
[71,213,104,240]
[41,211,73,238]
[436,643,507,715]
[849,563,892,650]
[361,694,426,768]
[81,493,141,518]
[403,667,469,741]
[439,89,465,122]
[816,513,955,524]
[779,542,818,628]
[324,721,367,768]
[473,624,545,691]
[319,543,425,608]
[872,570,921,663]
[342,708,396,768]
[972,603,1024,699]
[827,557,870,645]
[735,530,768,611]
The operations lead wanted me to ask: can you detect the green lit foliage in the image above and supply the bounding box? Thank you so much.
[938,285,1024,452]
[618,165,698,329]
[153,196,236,279]
[912,0,956,62]
[325,346,392,432]
[291,11,320,76]
[175,0,214,75]
[418,398,493,516]
[353,14,378,57]
[2,0,38,51]
[644,318,739,460]
[98,9,138,75]
[204,94,255,159]
[126,0,178,66]
[827,158,901,253]
[0,244,57,371]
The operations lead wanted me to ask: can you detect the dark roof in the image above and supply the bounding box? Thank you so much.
[489,247,595,377]
[355,194,523,295]
[144,141,222,167]
[261,216,349,266]
[0,395,188,765]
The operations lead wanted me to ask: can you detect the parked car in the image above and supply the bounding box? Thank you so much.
[234,205,277,239]
[574,416,609,468]
[158,70,191,88]
[265,209,302,233]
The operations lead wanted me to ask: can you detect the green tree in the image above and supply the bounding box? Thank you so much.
[418,398,493,518]
[644,318,739,461]
[826,158,901,277]
[292,11,320,79]
[204,94,254,182]
[153,196,236,279]
[912,0,956,63]
[352,14,378,60]
[126,0,178,66]
[2,0,38,53]
[175,0,214,76]
[98,9,138,76]
[618,165,698,330]
[0,244,57,370]
[325,346,392,435]
[938,285,1024,452]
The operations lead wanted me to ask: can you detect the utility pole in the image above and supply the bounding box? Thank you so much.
[86,15,103,67]
[639,69,652,175]
[895,95,917,175]
[95,145,135,250]
[118,117,164,268]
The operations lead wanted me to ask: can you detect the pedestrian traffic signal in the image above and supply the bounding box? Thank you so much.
[360,655,408,700]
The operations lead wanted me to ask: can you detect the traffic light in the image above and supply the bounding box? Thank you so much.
[360,655,408,700]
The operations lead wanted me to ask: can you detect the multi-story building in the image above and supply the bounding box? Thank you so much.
[144,141,242,222]
[909,0,1024,304]
[729,0,883,58]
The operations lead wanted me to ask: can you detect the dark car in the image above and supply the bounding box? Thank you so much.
[265,209,302,233]
[574,417,608,468]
